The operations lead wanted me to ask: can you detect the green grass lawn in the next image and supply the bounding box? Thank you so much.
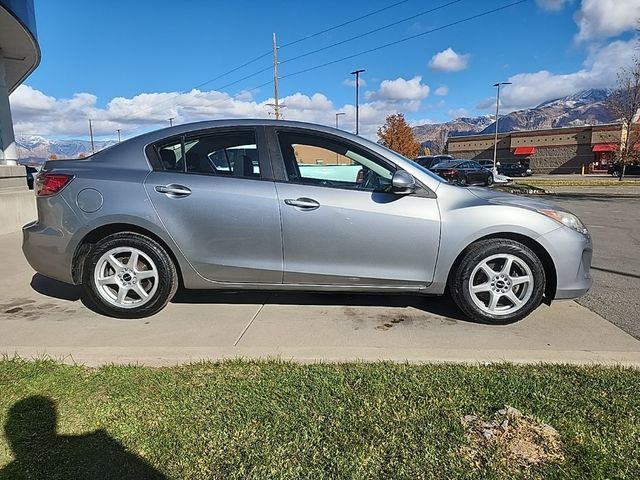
[1,359,639,479]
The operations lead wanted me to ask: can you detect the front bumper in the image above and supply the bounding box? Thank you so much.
[538,226,593,300]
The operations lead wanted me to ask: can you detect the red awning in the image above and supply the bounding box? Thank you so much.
[513,146,535,155]
[592,144,618,152]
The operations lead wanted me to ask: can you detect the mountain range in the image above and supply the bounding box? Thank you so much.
[412,88,617,153]
[16,136,117,164]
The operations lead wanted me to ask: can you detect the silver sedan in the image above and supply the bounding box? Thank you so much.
[22,120,592,323]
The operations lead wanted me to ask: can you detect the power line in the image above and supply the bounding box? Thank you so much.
[192,0,465,95]
[112,0,412,132]
[279,0,465,67]
[117,0,528,135]
[193,0,411,90]
[279,0,410,48]
[248,0,529,91]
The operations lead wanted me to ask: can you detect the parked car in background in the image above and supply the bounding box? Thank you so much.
[23,120,592,324]
[413,154,454,170]
[608,162,640,177]
[431,160,494,186]
[498,162,532,177]
[478,159,498,170]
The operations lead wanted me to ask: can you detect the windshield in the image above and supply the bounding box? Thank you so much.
[433,160,462,169]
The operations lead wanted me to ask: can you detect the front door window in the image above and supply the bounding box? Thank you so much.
[277,132,395,192]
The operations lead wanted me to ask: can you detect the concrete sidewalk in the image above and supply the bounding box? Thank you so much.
[2,232,640,366]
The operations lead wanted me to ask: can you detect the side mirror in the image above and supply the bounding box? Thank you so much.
[391,170,416,194]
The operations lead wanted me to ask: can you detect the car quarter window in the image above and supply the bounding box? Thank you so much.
[156,131,260,179]
[277,131,395,191]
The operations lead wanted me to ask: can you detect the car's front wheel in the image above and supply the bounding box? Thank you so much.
[82,232,178,318]
[449,239,545,324]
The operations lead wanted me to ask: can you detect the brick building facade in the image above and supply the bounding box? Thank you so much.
[445,124,624,174]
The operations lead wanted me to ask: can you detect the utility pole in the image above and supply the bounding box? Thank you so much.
[350,69,365,135]
[116,128,121,143]
[267,32,284,119]
[88,119,95,154]
[492,82,511,175]
[168,117,174,127]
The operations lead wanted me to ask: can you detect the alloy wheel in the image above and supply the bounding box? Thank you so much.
[468,253,534,316]
[93,247,159,309]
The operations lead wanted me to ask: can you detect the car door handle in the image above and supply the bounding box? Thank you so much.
[284,197,320,210]
[155,184,192,197]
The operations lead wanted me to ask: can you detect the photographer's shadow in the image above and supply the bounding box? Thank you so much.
[0,396,166,479]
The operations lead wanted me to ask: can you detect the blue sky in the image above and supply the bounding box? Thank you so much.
[10,0,640,139]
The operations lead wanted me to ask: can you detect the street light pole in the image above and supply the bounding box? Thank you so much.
[335,112,345,129]
[168,117,174,127]
[116,128,121,143]
[350,69,365,135]
[492,82,511,175]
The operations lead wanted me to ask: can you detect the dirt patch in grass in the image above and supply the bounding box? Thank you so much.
[462,406,564,470]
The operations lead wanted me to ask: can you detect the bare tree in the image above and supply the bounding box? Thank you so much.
[606,55,640,180]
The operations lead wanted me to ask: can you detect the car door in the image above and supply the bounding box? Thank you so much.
[463,161,480,184]
[270,128,440,288]
[144,127,283,284]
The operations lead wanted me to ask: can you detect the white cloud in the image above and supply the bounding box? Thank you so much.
[365,76,430,102]
[477,39,637,111]
[535,0,573,11]
[342,77,367,88]
[434,85,449,96]
[9,79,430,140]
[447,108,469,119]
[428,48,469,72]
[575,0,640,42]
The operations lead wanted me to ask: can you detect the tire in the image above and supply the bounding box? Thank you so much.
[486,174,494,186]
[611,170,621,178]
[449,239,545,324]
[82,232,178,319]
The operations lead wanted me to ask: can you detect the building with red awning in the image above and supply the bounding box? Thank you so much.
[446,124,625,174]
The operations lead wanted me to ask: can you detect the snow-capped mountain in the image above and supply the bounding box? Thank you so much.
[412,116,495,154]
[413,89,618,153]
[15,135,117,164]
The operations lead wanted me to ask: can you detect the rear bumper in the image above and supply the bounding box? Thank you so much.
[22,221,75,284]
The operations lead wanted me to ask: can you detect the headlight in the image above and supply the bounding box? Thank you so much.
[538,209,589,235]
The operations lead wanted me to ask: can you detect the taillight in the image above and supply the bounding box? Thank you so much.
[36,173,74,197]
[442,169,458,175]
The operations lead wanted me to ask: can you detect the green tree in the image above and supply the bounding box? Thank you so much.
[377,113,421,159]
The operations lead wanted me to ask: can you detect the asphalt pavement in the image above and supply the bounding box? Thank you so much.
[546,186,640,339]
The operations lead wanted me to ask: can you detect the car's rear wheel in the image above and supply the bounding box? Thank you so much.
[449,239,545,324]
[611,170,621,178]
[82,232,178,318]
[486,174,494,186]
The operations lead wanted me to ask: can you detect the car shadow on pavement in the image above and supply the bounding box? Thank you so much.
[172,289,472,322]
[30,274,82,301]
[0,396,166,479]
[29,273,472,323]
